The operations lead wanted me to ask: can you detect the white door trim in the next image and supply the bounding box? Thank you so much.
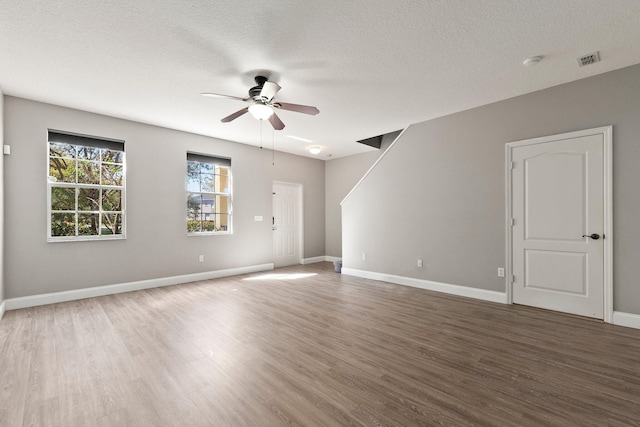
[273,181,304,264]
[505,126,613,323]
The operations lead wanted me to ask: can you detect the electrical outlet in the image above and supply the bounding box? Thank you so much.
[497,267,505,277]
[199,255,204,262]
[417,259,423,268]
[362,253,367,261]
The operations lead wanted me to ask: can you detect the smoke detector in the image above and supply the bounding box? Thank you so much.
[577,51,600,67]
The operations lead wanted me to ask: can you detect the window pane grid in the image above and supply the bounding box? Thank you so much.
[187,159,231,234]
[48,135,125,241]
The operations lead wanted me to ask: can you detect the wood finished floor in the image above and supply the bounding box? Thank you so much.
[1,262,640,427]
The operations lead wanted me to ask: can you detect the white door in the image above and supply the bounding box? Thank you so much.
[509,127,611,319]
[273,182,301,267]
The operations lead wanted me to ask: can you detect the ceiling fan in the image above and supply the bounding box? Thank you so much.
[202,76,320,130]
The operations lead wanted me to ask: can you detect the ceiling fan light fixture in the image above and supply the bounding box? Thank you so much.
[248,104,274,120]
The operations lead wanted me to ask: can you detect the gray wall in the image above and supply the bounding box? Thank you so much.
[325,133,399,257]
[342,63,640,315]
[4,96,325,299]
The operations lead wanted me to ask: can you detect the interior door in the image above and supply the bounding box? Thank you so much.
[511,132,606,319]
[273,182,301,267]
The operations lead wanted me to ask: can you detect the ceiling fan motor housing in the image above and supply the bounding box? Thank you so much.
[249,76,269,99]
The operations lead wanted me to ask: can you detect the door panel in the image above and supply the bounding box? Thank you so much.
[525,250,586,294]
[512,133,604,318]
[524,152,585,241]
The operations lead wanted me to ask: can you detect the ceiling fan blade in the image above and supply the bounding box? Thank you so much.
[221,107,249,123]
[274,102,319,115]
[202,93,248,102]
[268,112,285,130]
[260,81,281,102]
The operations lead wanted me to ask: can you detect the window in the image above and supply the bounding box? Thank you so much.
[187,153,232,234]
[47,130,125,241]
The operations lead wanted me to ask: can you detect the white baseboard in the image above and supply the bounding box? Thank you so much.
[342,268,508,304]
[301,256,327,265]
[301,256,341,265]
[612,311,640,330]
[0,300,5,320]
[5,263,274,311]
[341,269,640,326]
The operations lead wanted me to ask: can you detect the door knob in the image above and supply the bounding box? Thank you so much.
[582,233,600,240]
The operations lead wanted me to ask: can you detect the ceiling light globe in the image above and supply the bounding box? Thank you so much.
[248,104,274,120]
[309,146,321,155]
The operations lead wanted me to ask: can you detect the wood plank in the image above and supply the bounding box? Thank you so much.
[1,262,640,425]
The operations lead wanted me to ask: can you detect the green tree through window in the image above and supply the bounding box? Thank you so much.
[48,131,125,241]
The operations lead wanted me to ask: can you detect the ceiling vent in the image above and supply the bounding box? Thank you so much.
[577,51,600,67]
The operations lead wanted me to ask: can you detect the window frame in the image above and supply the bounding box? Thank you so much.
[47,130,126,242]
[186,152,233,236]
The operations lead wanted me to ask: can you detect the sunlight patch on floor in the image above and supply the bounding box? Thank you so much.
[243,273,318,281]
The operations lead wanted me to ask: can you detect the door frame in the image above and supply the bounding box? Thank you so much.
[505,126,613,323]
[272,181,304,264]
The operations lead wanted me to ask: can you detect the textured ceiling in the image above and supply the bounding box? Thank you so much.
[1,1,640,159]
